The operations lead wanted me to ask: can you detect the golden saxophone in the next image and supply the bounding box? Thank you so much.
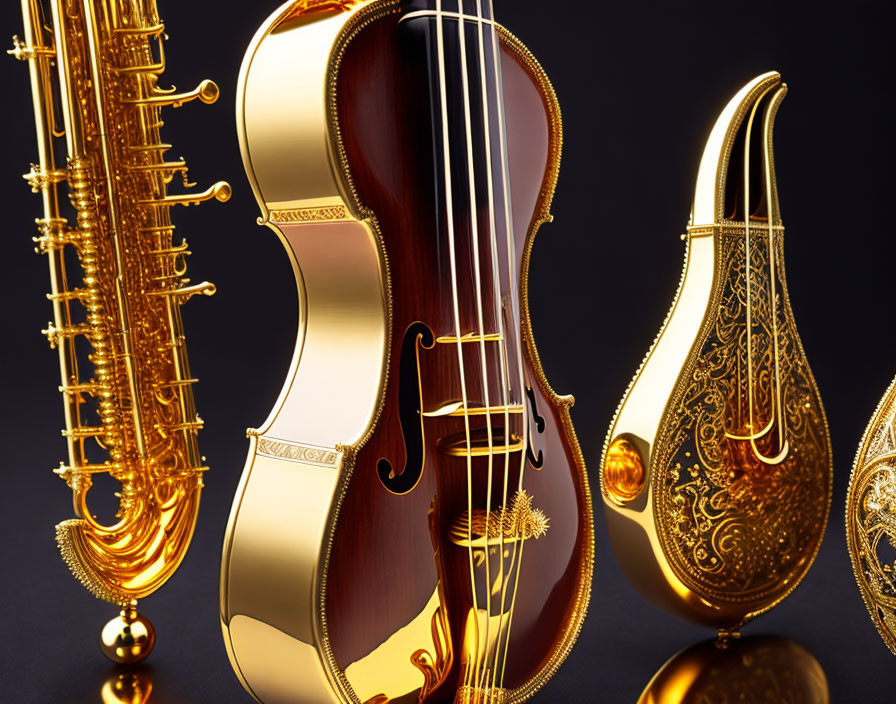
[600,72,832,631]
[11,0,229,661]
[847,375,896,655]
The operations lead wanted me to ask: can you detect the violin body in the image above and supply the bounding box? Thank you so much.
[847,374,896,655]
[601,73,831,630]
[221,2,593,702]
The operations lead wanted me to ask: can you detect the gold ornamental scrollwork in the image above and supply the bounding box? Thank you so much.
[257,437,342,468]
[653,228,830,605]
[270,205,351,224]
[847,376,896,654]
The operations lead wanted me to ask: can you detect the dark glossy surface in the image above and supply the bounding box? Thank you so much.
[2,0,896,702]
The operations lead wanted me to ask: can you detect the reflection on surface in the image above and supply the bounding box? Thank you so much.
[637,635,829,704]
[101,669,153,704]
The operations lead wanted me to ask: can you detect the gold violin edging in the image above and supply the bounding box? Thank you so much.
[12,0,228,661]
[222,1,593,703]
[600,72,832,630]
[847,374,896,655]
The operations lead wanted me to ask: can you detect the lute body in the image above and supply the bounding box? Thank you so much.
[601,73,832,629]
[221,2,594,702]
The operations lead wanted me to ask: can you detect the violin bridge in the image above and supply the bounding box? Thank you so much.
[449,490,549,548]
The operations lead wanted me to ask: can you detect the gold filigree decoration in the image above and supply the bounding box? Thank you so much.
[411,606,451,700]
[270,205,350,224]
[847,375,896,654]
[449,490,549,547]
[257,438,341,467]
[654,229,830,607]
[454,685,507,704]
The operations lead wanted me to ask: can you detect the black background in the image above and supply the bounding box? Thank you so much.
[1,1,895,702]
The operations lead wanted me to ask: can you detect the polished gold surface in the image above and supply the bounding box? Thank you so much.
[225,5,422,703]
[100,671,153,704]
[847,374,896,654]
[652,226,829,605]
[99,606,157,665]
[604,437,646,505]
[601,72,832,628]
[637,636,829,704]
[12,0,227,655]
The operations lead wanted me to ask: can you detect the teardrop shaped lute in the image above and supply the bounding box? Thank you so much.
[601,72,832,630]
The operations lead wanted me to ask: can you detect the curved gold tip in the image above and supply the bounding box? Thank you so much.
[212,181,233,202]
[142,180,232,207]
[126,78,221,108]
[691,72,783,227]
[197,78,220,104]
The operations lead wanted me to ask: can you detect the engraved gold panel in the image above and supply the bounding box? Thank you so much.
[652,229,829,605]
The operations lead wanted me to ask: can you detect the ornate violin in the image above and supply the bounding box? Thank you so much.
[221,1,594,703]
[601,72,832,631]
[847,375,896,655]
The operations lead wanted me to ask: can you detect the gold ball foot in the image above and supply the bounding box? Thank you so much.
[100,604,156,664]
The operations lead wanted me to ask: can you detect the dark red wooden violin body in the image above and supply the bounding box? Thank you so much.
[222,3,593,702]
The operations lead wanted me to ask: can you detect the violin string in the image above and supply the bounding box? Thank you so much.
[434,0,481,690]
[474,6,514,692]
[472,0,516,689]
[483,0,531,689]
[454,1,496,690]
[762,93,788,456]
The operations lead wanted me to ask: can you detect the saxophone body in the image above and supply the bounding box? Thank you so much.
[600,73,832,630]
[12,0,229,659]
[222,2,594,702]
[847,375,896,655]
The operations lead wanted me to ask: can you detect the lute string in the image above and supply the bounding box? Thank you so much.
[743,87,788,465]
[762,91,789,460]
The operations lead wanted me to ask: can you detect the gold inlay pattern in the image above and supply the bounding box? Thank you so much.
[847,375,896,654]
[270,205,351,223]
[257,437,342,467]
[654,229,830,605]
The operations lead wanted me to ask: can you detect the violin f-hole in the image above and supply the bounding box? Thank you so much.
[526,385,545,470]
[377,322,435,495]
